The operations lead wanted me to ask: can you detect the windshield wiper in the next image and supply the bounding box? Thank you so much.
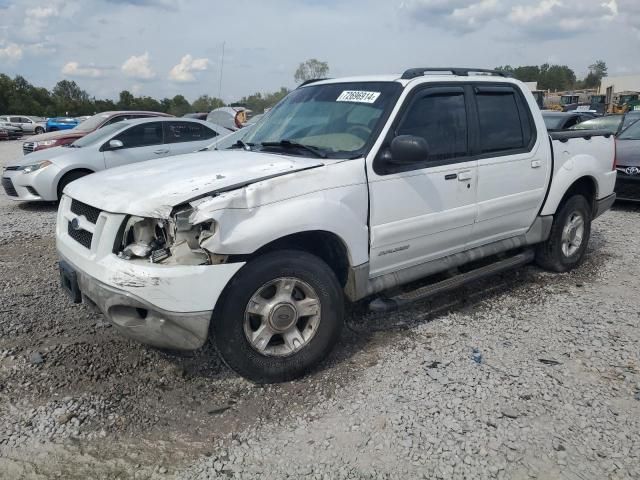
[260,140,327,158]
[229,140,254,150]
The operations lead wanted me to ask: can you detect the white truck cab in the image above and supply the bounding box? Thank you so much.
[56,68,617,383]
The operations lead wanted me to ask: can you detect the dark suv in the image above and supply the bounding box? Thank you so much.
[22,111,171,155]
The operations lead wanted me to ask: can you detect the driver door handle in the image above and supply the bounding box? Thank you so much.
[154,149,169,155]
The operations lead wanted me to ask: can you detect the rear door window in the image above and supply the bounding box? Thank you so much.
[163,121,217,144]
[114,122,163,148]
[474,86,534,155]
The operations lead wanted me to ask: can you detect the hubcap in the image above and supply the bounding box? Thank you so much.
[561,211,585,257]
[244,277,321,357]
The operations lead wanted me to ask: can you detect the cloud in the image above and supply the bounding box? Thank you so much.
[617,0,640,33]
[168,54,210,83]
[508,0,619,35]
[23,5,59,38]
[508,0,559,24]
[62,61,107,78]
[0,43,23,61]
[401,0,501,32]
[121,52,156,80]
[103,0,175,8]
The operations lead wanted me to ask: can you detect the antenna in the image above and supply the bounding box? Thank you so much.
[218,41,225,101]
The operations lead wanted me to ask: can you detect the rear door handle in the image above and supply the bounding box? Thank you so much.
[154,149,169,155]
[531,160,542,168]
[457,171,472,181]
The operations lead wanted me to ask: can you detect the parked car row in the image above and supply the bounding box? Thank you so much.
[0,121,25,140]
[22,111,171,154]
[542,110,640,202]
[0,115,47,134]
[2,118,231,201]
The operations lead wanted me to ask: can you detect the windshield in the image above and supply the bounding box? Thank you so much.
[570,115,622,133]
[542,114,565,130]
[619,118,640,140]
[243,81,402,158]
[74,113,113,132]
[622,111,640,130]
[72,122,131,148]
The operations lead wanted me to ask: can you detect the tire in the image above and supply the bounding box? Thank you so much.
[535,195,592,272]
[57,170,91,200]
[211,250,344,383]
[35,127,44,135]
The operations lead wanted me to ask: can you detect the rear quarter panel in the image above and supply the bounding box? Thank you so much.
[541,135,616,216]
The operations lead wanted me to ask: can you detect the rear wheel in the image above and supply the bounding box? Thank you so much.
[535,195,592,272]
[211,250,344,383]
[57,170,91,200]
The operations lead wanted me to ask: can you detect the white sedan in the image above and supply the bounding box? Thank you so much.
[2,118,231,202]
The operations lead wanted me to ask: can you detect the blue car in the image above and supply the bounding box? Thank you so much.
[45,117,79,132]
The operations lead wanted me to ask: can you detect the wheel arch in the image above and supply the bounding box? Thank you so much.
[56,168,95,200]
[229,230,352,288]
[541,173,598,217]
[556,176,598,216]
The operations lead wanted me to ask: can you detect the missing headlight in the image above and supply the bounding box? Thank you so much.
[117,217,167,260]
[116,211,222,266]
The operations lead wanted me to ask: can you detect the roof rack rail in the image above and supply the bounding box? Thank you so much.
[297,78,331,88]
[401,68,511,80]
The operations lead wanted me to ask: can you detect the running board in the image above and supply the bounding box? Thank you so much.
[368,249,535,313]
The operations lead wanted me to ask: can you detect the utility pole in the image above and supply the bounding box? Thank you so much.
[218,41,225,101]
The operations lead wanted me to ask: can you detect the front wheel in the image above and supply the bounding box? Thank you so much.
[535,195,592,272]
[211,250,344,383]
[35,127,44,135]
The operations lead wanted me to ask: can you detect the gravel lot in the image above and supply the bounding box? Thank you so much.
[1,138,639,480]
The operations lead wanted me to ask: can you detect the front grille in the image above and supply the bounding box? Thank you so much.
[23,142,35,154]
[2,177,18,197]
[4,166,20,171]
[70,199,101,224]
[67,222,93,249]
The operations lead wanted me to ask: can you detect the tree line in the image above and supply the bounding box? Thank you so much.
[0,59,333,118]
[0,74,291,118]
[495,61,608,92]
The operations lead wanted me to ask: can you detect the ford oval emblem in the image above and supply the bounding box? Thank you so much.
[70,217,81,231]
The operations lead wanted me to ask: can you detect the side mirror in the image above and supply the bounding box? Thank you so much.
[108,139,124,150]
[389,135,429,165]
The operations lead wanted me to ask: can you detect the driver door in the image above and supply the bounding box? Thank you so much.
[367,85,478,277]
[103,121,168,169]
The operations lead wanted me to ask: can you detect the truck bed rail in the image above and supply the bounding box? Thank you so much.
[549,129,613,142]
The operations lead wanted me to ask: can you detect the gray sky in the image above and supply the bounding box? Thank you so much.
[0,0,638,103]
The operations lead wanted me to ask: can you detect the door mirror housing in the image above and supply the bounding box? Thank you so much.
[389,135,429,164]
[108,139,124,150]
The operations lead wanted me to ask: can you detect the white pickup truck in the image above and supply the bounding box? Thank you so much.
[56,68,616,383]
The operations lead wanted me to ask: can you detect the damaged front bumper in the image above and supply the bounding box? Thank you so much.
[60,255,213,349]
[56,195,245,350]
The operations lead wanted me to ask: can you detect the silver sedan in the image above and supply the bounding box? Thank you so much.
[1,117,231,202]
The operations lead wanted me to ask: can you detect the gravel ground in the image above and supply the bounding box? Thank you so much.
[0,138,639,479]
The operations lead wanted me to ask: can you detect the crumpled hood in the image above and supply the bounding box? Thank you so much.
[64,150,324,218]
[5,146,72,168]
[28,129,87,143]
